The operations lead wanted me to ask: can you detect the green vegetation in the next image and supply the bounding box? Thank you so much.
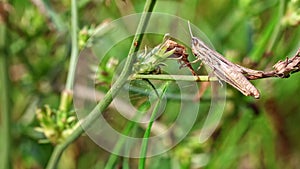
[0,0,300,169]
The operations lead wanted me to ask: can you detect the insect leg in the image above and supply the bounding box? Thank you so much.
[190,57,202,64]
[197,62,203,71]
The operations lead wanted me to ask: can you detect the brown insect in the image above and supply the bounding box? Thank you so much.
[188,21,260,98]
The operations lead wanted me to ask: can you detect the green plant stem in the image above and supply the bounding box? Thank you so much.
[104,112,141,169]
[123,157,130,169]
[131,74,218,82]
[104,102,150,169]
[58,0,78,111]
[138,82,169,169]
[46,0,157,169]
[0,3,11,168]
[65,0,78,91]
[58,90,73,112]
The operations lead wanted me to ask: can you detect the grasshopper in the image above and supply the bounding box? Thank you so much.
[188,22,260,99]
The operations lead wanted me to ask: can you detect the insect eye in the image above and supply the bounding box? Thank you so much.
[191,38,197,43]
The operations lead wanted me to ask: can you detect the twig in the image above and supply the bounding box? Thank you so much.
[131,74,217,82]
[237,48,300,80]
[138,83,169,169]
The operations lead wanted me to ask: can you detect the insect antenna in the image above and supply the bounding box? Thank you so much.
[187,21,194,38]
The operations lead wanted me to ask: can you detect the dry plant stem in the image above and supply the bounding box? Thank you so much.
[237,48,300,80]
[45,0,157,169]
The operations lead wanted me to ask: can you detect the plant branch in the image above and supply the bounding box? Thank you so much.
[46,0,157,169]
[133,48,300,81]
[65,0,78,91]
[131,74,217,81]
[237,48,300,80]
[139,83,169,169]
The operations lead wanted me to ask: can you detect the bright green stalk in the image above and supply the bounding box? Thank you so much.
[131,74,218,82]
[104,103,148,169]
[138,82,169,169]
[65,0,78,91]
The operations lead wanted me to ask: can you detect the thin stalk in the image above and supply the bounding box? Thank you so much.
[131,74,218,82]
[104,104,148,169]
[0,3,11,168]
[58,0,78,112]
[104,112,141,169]
[138,82,169,169]
[122,157,130,169]
[103,123,134,169]
[65,0,78,91]
[46,1,157,169]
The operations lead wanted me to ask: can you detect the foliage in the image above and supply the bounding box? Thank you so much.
[1,0,300,169]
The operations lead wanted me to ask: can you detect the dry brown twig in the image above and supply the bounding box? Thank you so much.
[237,48,300,80]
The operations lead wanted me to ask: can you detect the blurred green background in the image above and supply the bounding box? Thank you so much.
[0,0,300,168]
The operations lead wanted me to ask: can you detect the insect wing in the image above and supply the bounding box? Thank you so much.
[212,61,260,98]
[191,37,260,98]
